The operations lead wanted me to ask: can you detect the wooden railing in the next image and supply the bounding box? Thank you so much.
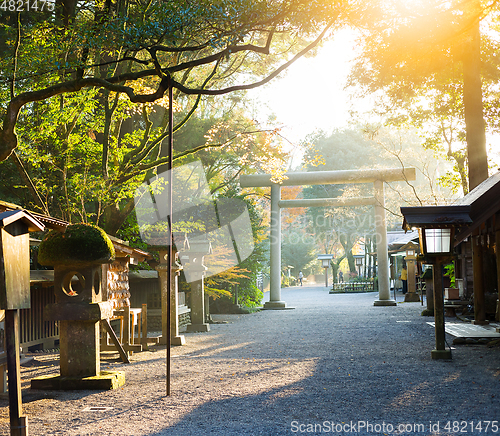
[19,284,59,349]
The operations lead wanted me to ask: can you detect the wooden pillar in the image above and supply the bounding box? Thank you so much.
[156,249,171,345]
[426,275,434,313]
[431,259,452,359]
[141,303,148,351]
[472,234,488,325]
[5,310,27,436]
[123,306,130,351]
[496,228,500,322]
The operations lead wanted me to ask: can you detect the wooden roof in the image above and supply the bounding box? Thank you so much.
[0,200,67,231]
[401,205,472,230]
[0,200,151,261]
[401,172,500,246]
[453,172,500,243]
[0,209,45,232]
[107,235,151,263]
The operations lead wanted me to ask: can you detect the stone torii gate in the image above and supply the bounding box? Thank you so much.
[240,168,416,308]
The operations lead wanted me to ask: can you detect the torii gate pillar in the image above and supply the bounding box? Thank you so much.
[372,179,396,306]
[266,184,287,309]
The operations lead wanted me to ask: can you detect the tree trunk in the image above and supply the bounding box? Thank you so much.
[462,15,488,191]
[101,199,136,236]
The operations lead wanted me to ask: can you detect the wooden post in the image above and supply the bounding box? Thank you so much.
[141,304,148,351]
[0,211,44,436]
[101,319,130,364]
[123,306,131,354]
[472,234,488,325]
[431,259,452,359]
[496,229,500,322]
[5,309,27,436]
[404,253,420,302]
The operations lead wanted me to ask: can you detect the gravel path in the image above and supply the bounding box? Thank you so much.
[1,286,499,435]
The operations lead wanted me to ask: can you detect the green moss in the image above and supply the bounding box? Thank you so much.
[38,224,115,266]
[421,308,434,317]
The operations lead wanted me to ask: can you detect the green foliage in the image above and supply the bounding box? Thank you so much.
[0,0,347,231]
[444,263,456,288]
[281,275,296,288]
[203,189,268,307]
[0,0,348,302]
[301,129,381,274]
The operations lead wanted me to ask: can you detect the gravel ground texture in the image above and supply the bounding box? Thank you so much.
[1,286,500,436]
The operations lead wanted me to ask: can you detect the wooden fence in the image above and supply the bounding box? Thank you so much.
[330,282,375,293]
[19,284,59,349]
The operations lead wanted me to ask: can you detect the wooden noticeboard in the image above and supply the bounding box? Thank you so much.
[0,210,44,436]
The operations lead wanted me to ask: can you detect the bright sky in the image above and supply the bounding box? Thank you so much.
[249,28,500,172]
[249,29,361,152]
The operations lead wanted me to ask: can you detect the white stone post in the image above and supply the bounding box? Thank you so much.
[373,180,396,306]
[186,261,210,332]
[170,259,186,345]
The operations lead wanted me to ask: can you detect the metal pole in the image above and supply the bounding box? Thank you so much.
[166,76,173,396]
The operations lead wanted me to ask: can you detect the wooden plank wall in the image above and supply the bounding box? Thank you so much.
[19,285,59,349]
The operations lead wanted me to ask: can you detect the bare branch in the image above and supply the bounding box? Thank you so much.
[170,21,334,96]
[0,20,334,162]
[10,13,21,99]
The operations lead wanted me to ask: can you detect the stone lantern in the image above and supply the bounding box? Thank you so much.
[152,232,189,346]
[317,254,333,288]
[401,241,420,303]
[32,224,123,389]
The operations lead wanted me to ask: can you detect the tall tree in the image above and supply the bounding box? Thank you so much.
[348,0,496,192]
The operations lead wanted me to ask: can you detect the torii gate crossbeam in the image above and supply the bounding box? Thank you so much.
[240,167,416,308]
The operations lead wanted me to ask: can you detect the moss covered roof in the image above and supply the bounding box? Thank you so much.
[38,224,115,266]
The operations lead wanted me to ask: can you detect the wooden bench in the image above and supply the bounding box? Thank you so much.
[101,304,149,361]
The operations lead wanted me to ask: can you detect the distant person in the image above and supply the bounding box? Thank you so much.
[298,271,304,286]
[400,265,408,294]
[338,271,343,283]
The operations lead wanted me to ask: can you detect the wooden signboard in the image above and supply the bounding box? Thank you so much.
[0,210,44,436]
